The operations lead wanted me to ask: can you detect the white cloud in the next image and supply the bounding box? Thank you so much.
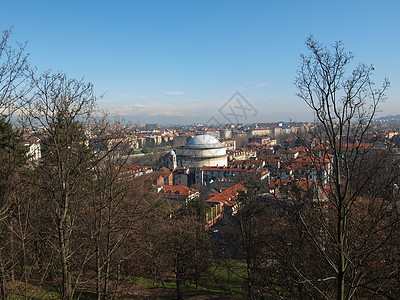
[106,104,147,116]
[131,104,146,108]
[103,91,304,123]
[164,91,184,95]
[150,111,184,117]
[105,99,215,120]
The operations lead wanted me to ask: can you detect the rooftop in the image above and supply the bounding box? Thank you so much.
[184,134,224,149]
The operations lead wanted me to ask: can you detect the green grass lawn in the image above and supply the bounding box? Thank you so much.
[132,260,247,296]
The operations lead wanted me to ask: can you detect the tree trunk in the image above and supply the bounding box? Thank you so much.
[103,201,112,299]
[246,265,253,300]
[95,202,102,300]
[9,214,14,283]
[17,204,28,299]
[176,276,183,300]
[337,209,346,300]
[59,222,71,299]
[96,234,101,300]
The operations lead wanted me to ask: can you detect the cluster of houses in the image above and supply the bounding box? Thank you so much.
[22,122,400,227]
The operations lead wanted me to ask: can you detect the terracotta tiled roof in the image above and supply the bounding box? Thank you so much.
[207,183,247,206]
[159,185,199,197]
[23,135,41,144]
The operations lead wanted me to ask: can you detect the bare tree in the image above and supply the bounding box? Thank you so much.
[25,71,97,299]
[0,29,32,299]
[167,214,211,300]
[290,36,397,299]
[90,130,137,299]
[0,27,30,217]
[138,196,212,300]
[224,176,278,299]
[0,118,28,299]
[0,28,30,117]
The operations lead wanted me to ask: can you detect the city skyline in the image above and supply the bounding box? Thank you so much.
[1,0,399,124]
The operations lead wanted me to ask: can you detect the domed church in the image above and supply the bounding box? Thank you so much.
[175,134,228,168]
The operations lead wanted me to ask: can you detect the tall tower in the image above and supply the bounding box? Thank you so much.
[165,149,177,170]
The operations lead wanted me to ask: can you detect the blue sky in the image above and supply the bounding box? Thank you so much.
[1,0,399,124]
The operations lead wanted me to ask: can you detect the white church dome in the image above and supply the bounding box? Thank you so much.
[175,134,228,168]
[184,134,224,149]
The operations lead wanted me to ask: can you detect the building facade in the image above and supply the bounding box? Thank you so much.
[175,134,228,168]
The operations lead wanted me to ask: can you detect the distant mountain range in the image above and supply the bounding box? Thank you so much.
[376,115,400,121]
